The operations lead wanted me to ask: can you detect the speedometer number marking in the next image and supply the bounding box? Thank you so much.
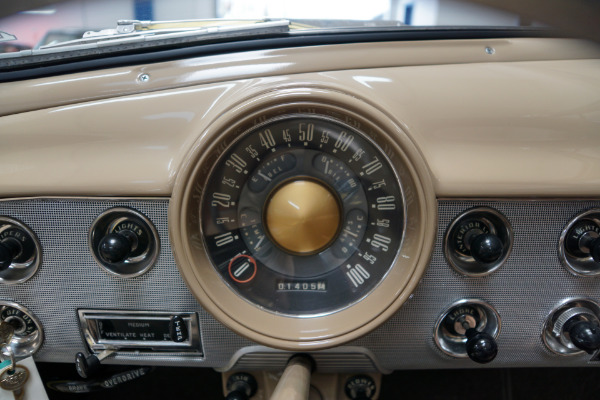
[298,123,314,142]
[259,130,276,149]
[211,192,231,208]
[346,264,371,287]
[375,196,396,210]
[214,232,238,247]
[368,234,391,252]
[361,157,383,175]
[334,131,354,152]
[226,153,247,174]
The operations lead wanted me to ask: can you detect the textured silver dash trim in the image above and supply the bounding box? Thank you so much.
[0,198,252,367]
[351,200,600,370]
[0,199,600,370]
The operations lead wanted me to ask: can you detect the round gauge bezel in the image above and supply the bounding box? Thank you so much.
[170,87,437,350]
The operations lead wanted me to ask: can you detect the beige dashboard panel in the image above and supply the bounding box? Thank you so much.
[0,40,599,198]
[2,38,599,117]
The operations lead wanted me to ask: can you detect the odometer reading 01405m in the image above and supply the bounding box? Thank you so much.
[201,116,404,316]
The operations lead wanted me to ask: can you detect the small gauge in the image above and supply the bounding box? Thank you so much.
[248,153,296,193]
[344,375,376,400]
[239,208,271,258]
[332,209,367,258]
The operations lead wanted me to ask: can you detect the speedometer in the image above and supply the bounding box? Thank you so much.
[202,116,403,315]
[170,91,436,349]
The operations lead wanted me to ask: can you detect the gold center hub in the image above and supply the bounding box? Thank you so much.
[265,180,341,254]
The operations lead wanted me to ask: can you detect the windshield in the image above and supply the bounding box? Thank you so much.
[1,0,532,54]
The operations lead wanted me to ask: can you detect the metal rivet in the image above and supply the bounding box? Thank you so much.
[138,73,150,83]
[485,47,495,55]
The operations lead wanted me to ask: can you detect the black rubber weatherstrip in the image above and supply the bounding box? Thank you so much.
[0,27,559,83]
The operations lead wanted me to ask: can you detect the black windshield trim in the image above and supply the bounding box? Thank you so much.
[0,27,562,83]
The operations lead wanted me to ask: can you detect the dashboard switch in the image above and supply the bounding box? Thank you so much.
[89,207,160,278]
[560,209,600,276]
[98,232,133,263]
[0,239,19,270]
[444,207,512,276]
[434,299,501,363]
[225,372,257,400]
[75,348,115,379]
[0,301,43,359]
[169,315,188,343]
[544,299,600,356]
[469,233,503,264]
[465,328,498,364]
[567,320,600,354]
[0,217,42,284]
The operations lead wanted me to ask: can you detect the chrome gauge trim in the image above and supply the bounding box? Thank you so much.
[558,209,600,277]
[444,207,513,276]
[89,207,160,278]
[0,216,42,285]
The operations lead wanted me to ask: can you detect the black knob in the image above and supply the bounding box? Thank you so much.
[0,239,22,271]
[590,238,600,263]
[75,352,101,379]
[225,392,249,400]
[565,221,600,261]
[465,328,498,364]
[567,320,600,354]
[98,233,132,263]
[470,234,503,264]
[225,373,257,400]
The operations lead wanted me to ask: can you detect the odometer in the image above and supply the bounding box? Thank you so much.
[201,116,404,315]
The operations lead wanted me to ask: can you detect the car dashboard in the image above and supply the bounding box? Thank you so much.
[1,32,600,399]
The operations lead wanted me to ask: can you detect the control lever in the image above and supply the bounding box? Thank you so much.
[0,239,22,271]
[270,354,314,400]
[575,233,600,263]
[464,326,498,364]
[98,232,135,263]
[75,348,116,379]
[437,300,498,364]
[566,319,600,354]
[469,233,503,264]
[565,221,600,263]
[225,372,258,400]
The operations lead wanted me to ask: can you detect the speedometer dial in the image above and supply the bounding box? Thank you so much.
[201,116,403,315]
[171,92,436,349]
